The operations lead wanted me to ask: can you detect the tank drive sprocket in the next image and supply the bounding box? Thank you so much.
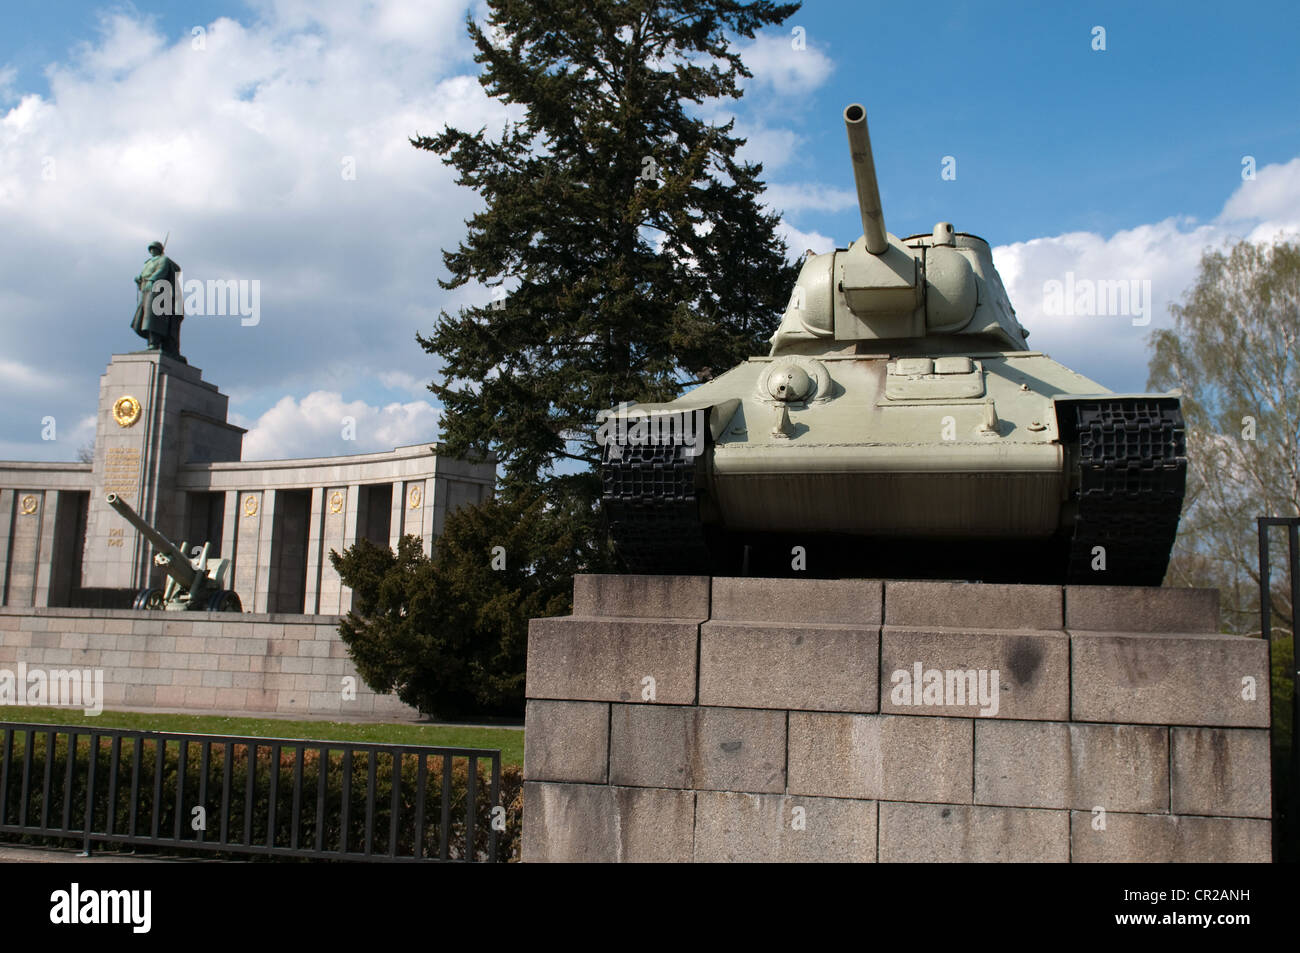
[600,437,712,574]
[1061,397,1187,587]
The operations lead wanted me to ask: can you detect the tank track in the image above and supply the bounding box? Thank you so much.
[1062,397,1187,586]
[601,438,712,574]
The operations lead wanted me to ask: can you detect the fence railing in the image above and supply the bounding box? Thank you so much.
[1258,516,1299,864]
[0,724,502,862]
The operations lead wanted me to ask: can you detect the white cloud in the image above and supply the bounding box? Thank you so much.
[695,107,803,174]
[65,416,98,456]
[1220,156,1300,240]
[735,122,800,171]
[0,358,70,393]
[234,391,440,460]
[377,369,432,396]
[992,161,1300,392]
[739,31,833,96]
[763,182,856,216]
[776,221,836,258]
[74,12,167,76]
[691,25,836,175]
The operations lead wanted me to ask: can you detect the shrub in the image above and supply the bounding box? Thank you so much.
[0,733,521,862]
[331,485,603,719]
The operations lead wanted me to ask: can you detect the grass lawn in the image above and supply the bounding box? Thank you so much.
[0,707,524,768]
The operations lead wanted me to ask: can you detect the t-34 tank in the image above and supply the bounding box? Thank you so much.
[599,103,1186,584]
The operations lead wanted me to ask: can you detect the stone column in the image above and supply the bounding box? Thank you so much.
[389,481,408,551]
[253,488,280,613]
[233,490,262,605]
[340,484,361,613]
[397,479,426,553]
[33,489,62,607]
[426,477,445,556]
[315,487,348,614]
[219,490,239,566]
[3,489,43,607]
[0,489,13,603]
[303,487,325,615]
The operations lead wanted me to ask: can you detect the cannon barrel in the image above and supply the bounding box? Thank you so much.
[843,103,888,255]
[104,493,197,588]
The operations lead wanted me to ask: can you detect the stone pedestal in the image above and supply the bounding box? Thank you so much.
[522,576,1272,863]
[81,352,244,592]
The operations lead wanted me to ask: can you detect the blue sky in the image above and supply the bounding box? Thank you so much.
[1,0,1298,463]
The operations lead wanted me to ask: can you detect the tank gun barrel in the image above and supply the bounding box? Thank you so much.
[104,493,197,588]
[843,103,888,255]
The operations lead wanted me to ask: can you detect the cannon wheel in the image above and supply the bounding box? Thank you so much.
[205,590,243,612]
[133,588,165,610]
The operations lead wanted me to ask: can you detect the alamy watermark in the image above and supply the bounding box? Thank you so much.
[890,662,1000,716]
[50,883,151,933]
[596,403,707,459]
[1041,272,1152,327]
[0,663,104,716]
[147,276,261,326]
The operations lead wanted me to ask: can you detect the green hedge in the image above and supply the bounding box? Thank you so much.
[0,733,522,862]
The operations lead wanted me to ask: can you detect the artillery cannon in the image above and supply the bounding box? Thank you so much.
[105,493,243,611]
[598,101,1187,584]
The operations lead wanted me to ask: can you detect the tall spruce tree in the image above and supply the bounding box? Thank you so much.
[334,1,803,717]
[413,0,801,496]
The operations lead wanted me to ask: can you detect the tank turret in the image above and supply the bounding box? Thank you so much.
[598,101,1186,586]
[769,103,1029,356]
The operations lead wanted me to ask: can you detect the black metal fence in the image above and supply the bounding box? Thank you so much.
[0,724,502,862]
[1258,516,1299,863]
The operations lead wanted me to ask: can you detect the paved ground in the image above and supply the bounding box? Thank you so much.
[0,844,192,863]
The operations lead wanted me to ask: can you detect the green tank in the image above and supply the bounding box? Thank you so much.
[599,103,1186,585]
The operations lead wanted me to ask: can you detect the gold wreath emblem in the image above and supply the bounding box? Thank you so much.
[113,395,142,428]
[408,485,422,509]
[329,491,344,514]
[243,495,259,517]
[20,494,38,515]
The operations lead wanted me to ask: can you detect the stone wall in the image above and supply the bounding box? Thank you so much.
[0,607,417,720]
[522,575,1272,863]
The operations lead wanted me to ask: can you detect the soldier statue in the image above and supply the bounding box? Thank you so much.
[131,240,185,361]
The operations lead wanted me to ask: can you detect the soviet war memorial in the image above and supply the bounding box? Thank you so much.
[0,0,1297,933]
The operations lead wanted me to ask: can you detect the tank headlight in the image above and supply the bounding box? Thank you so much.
[768,364,813,401]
